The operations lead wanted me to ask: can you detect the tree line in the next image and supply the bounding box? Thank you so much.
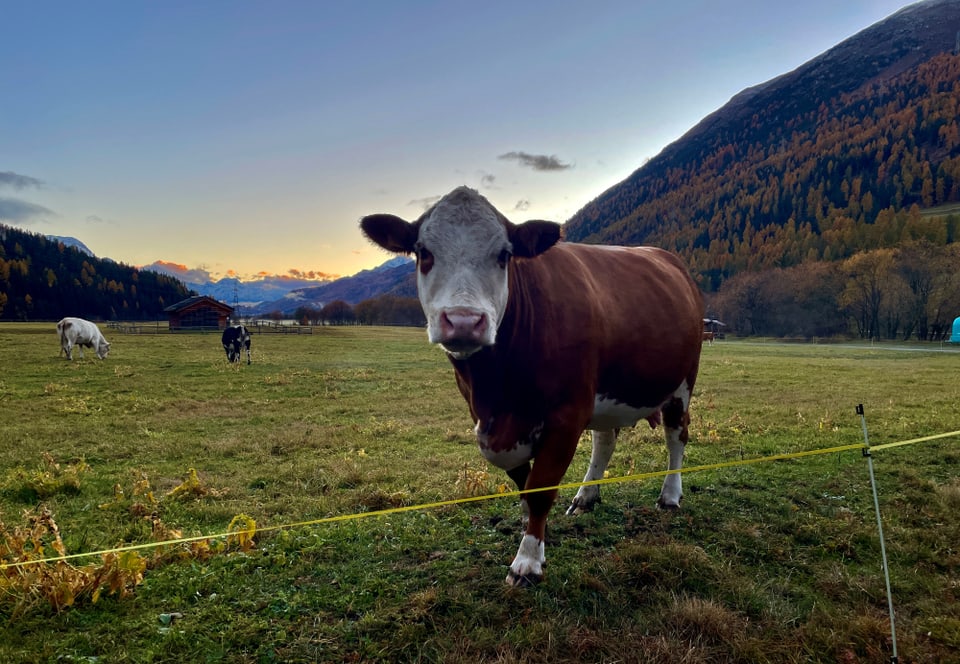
[291,294,425,328]
[0,225,192,321]
[711,240,960,340]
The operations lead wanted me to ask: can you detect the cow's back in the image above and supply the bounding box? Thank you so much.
[503,243,703,409]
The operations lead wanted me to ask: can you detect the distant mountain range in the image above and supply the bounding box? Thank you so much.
[39,233,415,316]
[250,257,415,315]
[141,256,414,316]
[140,260,338,312]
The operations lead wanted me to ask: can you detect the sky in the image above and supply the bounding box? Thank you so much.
[1,0,914,283]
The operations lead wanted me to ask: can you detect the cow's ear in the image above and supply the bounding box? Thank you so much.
[360,214,419,254]
[509,220,562,258]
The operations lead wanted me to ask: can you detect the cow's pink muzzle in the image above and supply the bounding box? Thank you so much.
[438,307,490,355]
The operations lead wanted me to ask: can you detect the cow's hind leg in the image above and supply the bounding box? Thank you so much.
[566,429,617,515]
[657,396,690,510]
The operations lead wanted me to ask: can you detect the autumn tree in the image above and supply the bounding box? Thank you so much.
[294,305,321,325]
[320,300,355,325]
[354,295,425,327]
[839,249,900,339]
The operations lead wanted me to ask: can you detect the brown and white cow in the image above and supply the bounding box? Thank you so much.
[361,186,704,586]
[57,317,111,360]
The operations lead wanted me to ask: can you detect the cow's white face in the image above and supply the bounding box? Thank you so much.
[361,187,561,359]
[414,193,512,357]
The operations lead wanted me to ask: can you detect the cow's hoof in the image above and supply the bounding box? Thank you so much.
[565,496,598,516]
[506,570,543,587]
[656,497,682,511]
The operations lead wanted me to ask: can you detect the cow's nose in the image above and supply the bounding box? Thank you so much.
[439,308,488,344]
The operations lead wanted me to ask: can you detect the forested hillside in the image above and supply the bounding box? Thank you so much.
[562,1,960,340]
[566,52,960,287]
[0,224,193,321]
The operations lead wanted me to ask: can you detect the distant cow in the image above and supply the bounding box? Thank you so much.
[361,186,704,586]
[57,317,111,360]
[702,331,715,344]
[222,325,251,364]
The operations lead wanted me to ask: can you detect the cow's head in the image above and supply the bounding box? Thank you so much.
[224,343,241,363]
[97,340,111,359]
[361,186,561,359]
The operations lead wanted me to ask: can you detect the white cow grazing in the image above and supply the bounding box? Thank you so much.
[57,317,111,360]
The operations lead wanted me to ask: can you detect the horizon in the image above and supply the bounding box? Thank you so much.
[2,0,912,282]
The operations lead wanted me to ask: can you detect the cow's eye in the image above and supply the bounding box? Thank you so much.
[416,245,434,275]
[497,247,512,269]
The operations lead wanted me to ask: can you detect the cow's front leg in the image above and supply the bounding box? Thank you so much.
[567,428,617,515]
[507,431,579,587]
[657,397,689,510]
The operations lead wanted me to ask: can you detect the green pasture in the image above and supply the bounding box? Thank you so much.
[1,323,959,663]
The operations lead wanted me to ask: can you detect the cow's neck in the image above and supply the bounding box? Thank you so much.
[448,265,540,430]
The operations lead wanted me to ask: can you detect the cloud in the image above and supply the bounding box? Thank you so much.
[497,151,572,171]
[408,195,442,212]
[0,171,45,191]
[286,268,337,281]
[85,214,117,225]
[480,173,496,189]
[514,199,531,212]
[0,197,55,224]
[141,260,215,284]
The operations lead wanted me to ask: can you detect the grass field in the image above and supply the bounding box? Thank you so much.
[1,323,959,663]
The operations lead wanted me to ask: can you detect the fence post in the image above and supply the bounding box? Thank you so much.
[857,404,899,663]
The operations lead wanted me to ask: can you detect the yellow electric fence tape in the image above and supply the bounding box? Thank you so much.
[3,429,958,571]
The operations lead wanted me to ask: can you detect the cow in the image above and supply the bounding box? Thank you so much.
[222,324,251,364]
[702,331,715,345]
[56,317,111,360]
[360,186,704,586]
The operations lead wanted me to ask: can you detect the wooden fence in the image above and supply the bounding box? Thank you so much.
[106,322,315,335]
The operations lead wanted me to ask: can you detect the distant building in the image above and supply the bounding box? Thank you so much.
[165,295,234,330]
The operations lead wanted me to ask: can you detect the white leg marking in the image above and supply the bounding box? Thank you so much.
[658,426,685,509]
[657,381,691,510]
[507,534,545,585]
[567,429,617,515]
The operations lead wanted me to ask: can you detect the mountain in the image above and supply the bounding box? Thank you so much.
[45,235,95,257]
[563,0,960,291]
[141,260,337,310]
[251,257,415,315]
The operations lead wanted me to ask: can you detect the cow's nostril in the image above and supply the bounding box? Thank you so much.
[441,309,488,342]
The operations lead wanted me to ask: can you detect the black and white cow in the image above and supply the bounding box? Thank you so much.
[221,325,251,364]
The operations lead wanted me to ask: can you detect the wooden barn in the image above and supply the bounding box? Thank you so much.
[165,295,234,330]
